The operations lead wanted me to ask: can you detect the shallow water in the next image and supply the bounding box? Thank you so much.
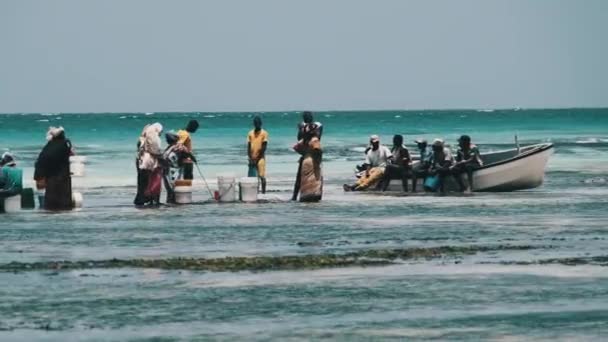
[1,109,608,340]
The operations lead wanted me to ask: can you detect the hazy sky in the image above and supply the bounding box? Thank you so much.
[1,0,607,112]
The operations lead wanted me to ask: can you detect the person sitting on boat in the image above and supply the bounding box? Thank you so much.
[344,135,392,191]
[381,135,411,192]
[450,135,483,193]
[411,139,433,192]
[426,139,454,194]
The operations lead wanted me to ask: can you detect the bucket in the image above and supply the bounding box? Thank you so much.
[3,195,22,213]
[70,156,87,177]
[240,177,258,202]
[72,192,83,208]
[174,186,193,204]
[423,175,440,192]
[217,174,237,202]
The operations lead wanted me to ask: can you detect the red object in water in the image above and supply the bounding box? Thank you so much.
[214,191,220,201]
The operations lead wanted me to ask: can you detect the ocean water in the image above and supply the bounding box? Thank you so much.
[1,109,607,341]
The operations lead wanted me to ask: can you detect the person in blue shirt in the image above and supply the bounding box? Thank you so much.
[411,139,433,192]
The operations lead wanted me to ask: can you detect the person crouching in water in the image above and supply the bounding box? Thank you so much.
[381,134,412,192]
[426,139,455,194]
[135,123,163,206]
[1,153,23,212]
[177,120,200,184]
[34,127,74,211]
[450,135,483,193]
[344,135,392,191]
[247,116,268,194]
[293,124,323,202]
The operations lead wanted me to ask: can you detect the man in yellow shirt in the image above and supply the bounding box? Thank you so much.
[247,116,268,194]
[177,120,199,182]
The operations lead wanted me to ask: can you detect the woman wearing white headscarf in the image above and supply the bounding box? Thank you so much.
[34,127,74,210]
[134,123,163,206]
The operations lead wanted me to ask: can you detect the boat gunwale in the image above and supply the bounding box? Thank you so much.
[474,143,554,172]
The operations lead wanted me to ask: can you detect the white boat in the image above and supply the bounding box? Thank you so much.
[357,143,554,192]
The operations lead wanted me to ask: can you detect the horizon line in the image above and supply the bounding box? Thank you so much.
[1,106,607,115]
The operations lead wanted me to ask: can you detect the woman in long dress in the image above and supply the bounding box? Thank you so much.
[134,123,163,206]
[294,125,323,202]
[34,127,74,211]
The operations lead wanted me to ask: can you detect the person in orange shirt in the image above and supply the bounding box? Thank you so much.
[176,120,199,182]
[247,116,268,194]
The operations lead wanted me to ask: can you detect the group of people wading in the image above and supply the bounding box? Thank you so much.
[133,111,324,206]
[2,111,485,213]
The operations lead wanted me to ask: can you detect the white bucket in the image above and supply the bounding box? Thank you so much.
[240,177,258,202]
[72,192,83,208]
[70,156,87,177]
[3,195,21,213]
[174,186,193,204]
[217,174,237,202]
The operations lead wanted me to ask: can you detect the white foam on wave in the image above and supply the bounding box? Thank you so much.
[575,138,601,144]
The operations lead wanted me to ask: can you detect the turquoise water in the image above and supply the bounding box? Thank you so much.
[1,109,608,340]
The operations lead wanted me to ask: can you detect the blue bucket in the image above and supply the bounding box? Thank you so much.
[423,175,440,192]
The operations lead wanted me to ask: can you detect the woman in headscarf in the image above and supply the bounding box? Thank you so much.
[293,124,323,202]
[134,124,150,205]
[34,127,74,211]
[134,123,163,206]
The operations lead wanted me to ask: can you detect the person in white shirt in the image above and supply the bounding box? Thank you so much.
[344,135,392,191]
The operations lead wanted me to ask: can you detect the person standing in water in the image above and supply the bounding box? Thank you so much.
[177,119,199,183]
[135,123,164,206]
[294,124,323,202]
[247,116,268,194]
[34,127,74,211]
[293,111,322,200]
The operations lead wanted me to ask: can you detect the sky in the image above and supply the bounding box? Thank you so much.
[1,0,607,113]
